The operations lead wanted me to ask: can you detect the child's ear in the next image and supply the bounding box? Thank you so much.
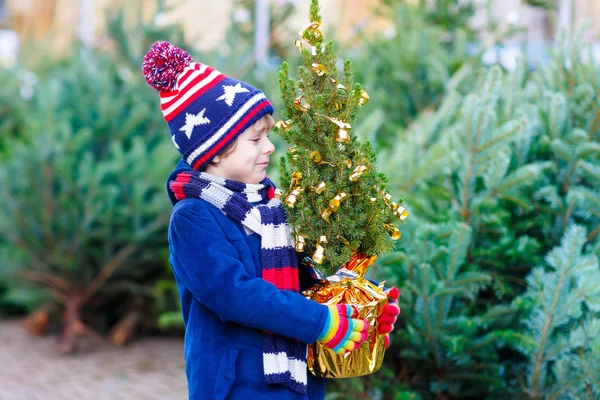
[212,155,221,164]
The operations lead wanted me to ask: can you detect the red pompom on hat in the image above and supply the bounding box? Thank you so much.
[142,41,193,92]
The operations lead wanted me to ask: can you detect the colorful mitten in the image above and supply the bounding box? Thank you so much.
[317,305,370,355]
[377,287,400,348]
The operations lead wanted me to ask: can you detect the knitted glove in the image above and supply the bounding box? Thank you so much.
[377,287,400,349]
[317,305,370,355]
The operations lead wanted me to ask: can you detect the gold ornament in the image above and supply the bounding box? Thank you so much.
[336,83,346,92]
[357,89,370,106]
[326,116,352,143]
[285,189,302,208]
[274,188,283,199]
[314,181,327,194]
[293,39,304,52]
[370,197,377,202]
[319,235,328,244]
[396,205,409,220]
[275,119,292,131]
[294,96,310,112]
[295,235,306,252]
[312,243,325,264]
[328,192,348,212]
[329,197,340,212]
[321,209,332,223]
[311,63,327,76]
[300,21,323,41]
[326,116,351,130]
[383,192,392,205]
[291,171,303,187]
[289,146,298,153]
[385,224,401,240]
[349,165,368,182]
[310,151,322,163]
[335,101,343,111]
[346,159,352,169]
[336,129,350,143]
[389,201,409,220]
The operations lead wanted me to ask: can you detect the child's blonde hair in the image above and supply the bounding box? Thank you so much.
[217,114,275,159]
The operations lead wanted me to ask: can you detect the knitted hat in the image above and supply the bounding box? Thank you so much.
[142,41,274,170]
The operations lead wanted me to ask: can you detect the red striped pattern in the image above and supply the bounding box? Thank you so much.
[169,173,192,200]
[160,67,226,122]
[192,99,271,169]
[261,267,300,292]
[160,65,209,107]
[158,64,201,99]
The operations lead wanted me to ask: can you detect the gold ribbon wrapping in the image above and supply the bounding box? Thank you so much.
[302,254,389,378]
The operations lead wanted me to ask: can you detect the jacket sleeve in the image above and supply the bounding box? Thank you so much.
[169,206,328,344]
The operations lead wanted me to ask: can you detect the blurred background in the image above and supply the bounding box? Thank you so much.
[1,0,599,399]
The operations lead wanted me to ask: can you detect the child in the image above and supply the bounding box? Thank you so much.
[142,41,399,400]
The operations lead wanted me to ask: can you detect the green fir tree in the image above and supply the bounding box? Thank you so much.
[366,25,600,399]
[507,225,600,399]
[275,0,405,276]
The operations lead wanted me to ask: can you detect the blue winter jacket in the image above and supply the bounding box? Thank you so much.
[167,160,329,400]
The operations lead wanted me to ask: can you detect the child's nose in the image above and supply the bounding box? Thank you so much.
[265,138,275,154]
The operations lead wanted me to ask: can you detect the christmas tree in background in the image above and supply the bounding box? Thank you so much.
[275,0,407,277]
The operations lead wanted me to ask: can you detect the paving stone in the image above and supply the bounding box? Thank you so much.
[0,319,188,399]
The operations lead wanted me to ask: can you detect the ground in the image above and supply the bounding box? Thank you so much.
[0,319,188,399]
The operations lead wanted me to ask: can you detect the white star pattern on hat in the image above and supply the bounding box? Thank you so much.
[180,109,211,139]
[216,83,249,106]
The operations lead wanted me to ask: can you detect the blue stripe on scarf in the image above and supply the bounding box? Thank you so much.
[184,178,210,199]
[222,194,254,222]
[261,248,298,271]
[258,204,287,225]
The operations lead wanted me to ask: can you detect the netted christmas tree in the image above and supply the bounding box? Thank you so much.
[275,0,407,278]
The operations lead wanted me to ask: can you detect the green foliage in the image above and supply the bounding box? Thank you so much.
[507,225,600,399]
[523,0,558,10]
[0,68,31,154]
[364,24,600,399]
[0,9,186,334]
[0,50,176,326]
[275,0,404,276]
[352,0,481,148]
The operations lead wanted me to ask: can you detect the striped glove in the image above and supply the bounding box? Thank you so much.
[317,305,370,355]
[377,287,400,349]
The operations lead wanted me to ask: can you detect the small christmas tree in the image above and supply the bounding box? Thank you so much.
[275,0,407,277]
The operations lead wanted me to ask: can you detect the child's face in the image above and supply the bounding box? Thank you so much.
[208,121,275,184]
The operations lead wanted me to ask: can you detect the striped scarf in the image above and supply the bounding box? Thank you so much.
[168,170,308,394]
